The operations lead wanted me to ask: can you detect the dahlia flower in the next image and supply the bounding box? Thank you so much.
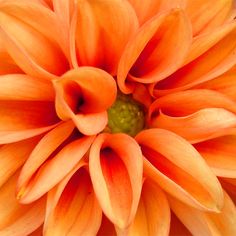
[0,0,236,235]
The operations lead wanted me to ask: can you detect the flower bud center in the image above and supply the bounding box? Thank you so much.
[107,93,145,136]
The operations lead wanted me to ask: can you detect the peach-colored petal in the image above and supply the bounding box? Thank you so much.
[45,165,102,236]
[136,129,223,211]
[128,0,187,25]
[17,135,94,204]
[185,0,233,36]
[117,9,192,93]
[0,74,54,101]
[89,133,143,229]
[154,21,236,96]
[194,135,236,177]
[54,67,116,135]
[127,179,170,236]
[76,0,138,75]
[169,191,236,236]
[0,1,69,79]
[0,136,40,188]
[0,173,46,236]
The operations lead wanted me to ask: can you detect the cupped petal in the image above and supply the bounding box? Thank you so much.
[185,0,233,36]
[135,129,224,211]
[169,191,236,236]
[75,0,138,75]
[0,74,54,101]
[128,0,187,25]
[194,135,236,178]
[0,136,40,188]
[89,133,143,229]
[153,21,236,96]
[0,172,46,236]
[117,9,192,93]
[45,164,102,236]
[0,1,69,79]
[127,179,170,236]
[17,134,94,204]
[54,67,116,135]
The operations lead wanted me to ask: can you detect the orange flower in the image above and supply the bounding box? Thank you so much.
[0,0,236,235]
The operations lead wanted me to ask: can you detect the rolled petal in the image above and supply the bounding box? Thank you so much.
[135,129,224,211]
[89,133,143,229]
[117,9,192,93]
[194,135,236,177]
[169,191,236,236]
[0,74,54,101]
[127,179,170,236]
[0,1,69,79]
[0,136,39,188]
[17,135,94,204]
[154,21,236,96]
[54,67,117,135]
[128,0,187,25]
[0,173,46,236]
[45,165,102,236]
[75,0,138,75]
[185,0,233,36]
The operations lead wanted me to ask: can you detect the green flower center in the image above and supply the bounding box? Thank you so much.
[107,93,145,136]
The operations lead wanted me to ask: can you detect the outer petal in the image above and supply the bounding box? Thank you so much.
[54,67,117,135]
[127,179,170,236]
[0,173,46,236]
[45,164,102,236]
[194,135,236,177]
[154,21,236,96]
[169,191,236,236]
[17,134,94,204]
[0,1,69,79]
[89,133,143,229]
[185,0,233,36]
[76,0,138,75]
[135,129,223,211]
[117,9,192,93]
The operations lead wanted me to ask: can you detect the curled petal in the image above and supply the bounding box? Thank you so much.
[127,179,170,236]
[169,191,236,236]
[117,9,192,93]
[89,133,143,229]
[45,164,102,236]
[54,67,117,135]
[135,129,224,211]
[0,173,46,235]
[75,0,138,75]
[185,0,233,36]
[154,21,236,96]
[17,134,94,204]
[195,135,236,178]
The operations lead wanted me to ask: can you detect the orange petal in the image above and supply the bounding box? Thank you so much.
[127,179,170,236]
[0,136,40,188]
[169,191,236,236]
[185,0,233,36]
[117,9,192,93]
[128,0,187,25]
[17,135,94,204]
[97,215,117,236]
[220,178,236,204]
[135,129,223,211]
[54,67,116,135]
[75,0,138,75]
[194,135,236,177]
[89,133,143,229]
[0,172,46,235]
[45,165,102,236]
[154,21,236,96]
[0,74,54,101]
[0,1,69,79]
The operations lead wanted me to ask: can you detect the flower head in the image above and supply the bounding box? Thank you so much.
[0,0,236,235]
